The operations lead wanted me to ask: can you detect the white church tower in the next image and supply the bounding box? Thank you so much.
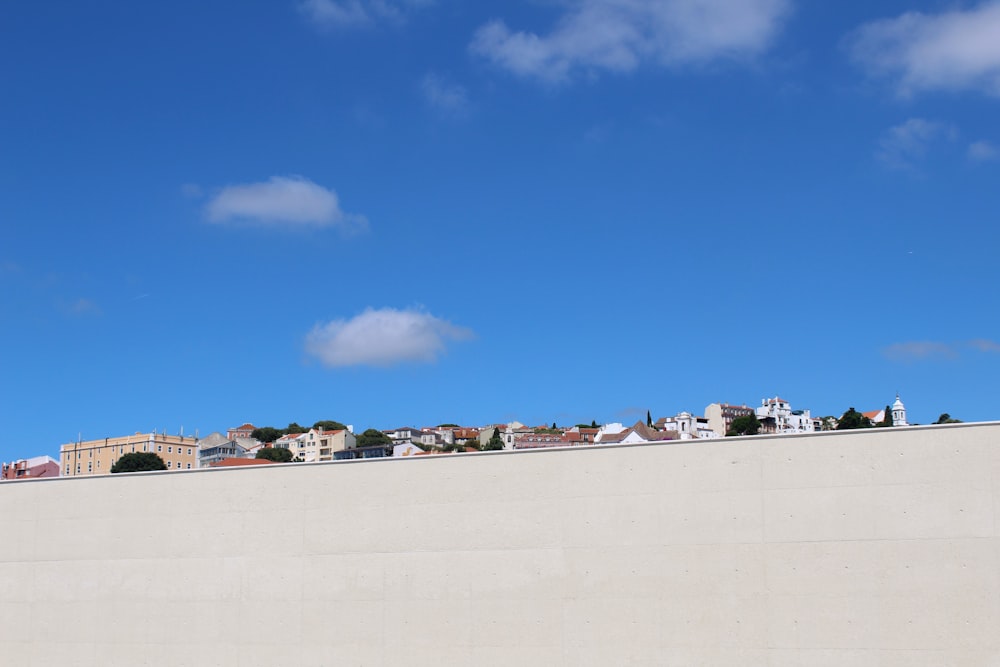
[892,394,908,426]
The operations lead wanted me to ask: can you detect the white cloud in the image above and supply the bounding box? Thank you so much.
[883,339,1000,361]
[876,118,955,170]
[846,1,1000,97]
[968,140,999,162]
[298,0,430,28]
[305,307,474,368]
[968,338,1000,353]
[883,341,958,362]
[470,0,792,82]
[421,73,470,116]
[204,176,367,231]
[61,298,101,317]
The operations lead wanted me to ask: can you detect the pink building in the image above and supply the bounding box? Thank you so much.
[1,455,60,481]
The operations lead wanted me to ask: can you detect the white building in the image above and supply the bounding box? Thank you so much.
[659,412,719,439]
[755,397,816,435]
[892,394,908,426]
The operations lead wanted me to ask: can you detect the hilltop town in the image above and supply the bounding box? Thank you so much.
[3,393,944,481]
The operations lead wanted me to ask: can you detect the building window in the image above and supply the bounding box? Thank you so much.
[157,445,162,452]
[187,448,192,455]
[186,463,191,469]
[168,446,172,453]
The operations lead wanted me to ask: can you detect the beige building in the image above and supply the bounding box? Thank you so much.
[274,428,355,462]
[60,432,199,476]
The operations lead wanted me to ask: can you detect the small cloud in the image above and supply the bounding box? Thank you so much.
[968,140,999,162]
[876,118,955,170]
[305,307,474,368]
[616,406,646,419]
[298,0,430,29]
[1,260,20,274]
[845,2,1000,98]
[421,73,470,116]
[883,338,1000,361]
[204,175,367,231]
[470,0,792,83]
[180,183,203,199]
[968,338,1000,353]
[62,298,102,317]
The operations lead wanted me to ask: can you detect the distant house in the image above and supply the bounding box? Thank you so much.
[1,455,60,481]
[226,423,257,440]
[275,428,356,463]
[560,427,599,445]
[386,427,422,445]
[704,403,755,437]
[514,433,565,450]
[862,409,885,424]
[755,397,817,435]
[594,422,678,445]
[658,412,718,439]
[198,432,254,468]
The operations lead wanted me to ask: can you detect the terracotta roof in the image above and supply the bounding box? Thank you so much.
[862,410,883,420]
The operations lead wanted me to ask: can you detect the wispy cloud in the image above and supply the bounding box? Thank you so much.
[204,176,367,231]
[969,338,1000,353]
[421,73,470,116]
[883,339,1000,362]
[61,298,102,317]
[305,307,474,368]
[876,118,955,171]
[968,140,999,162]
[470,0,791,83]
[615,406,646,419]
[298,0,430,29]
[846,1,1000,97]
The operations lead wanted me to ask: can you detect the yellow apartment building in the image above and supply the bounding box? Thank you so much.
[60,433,199,477]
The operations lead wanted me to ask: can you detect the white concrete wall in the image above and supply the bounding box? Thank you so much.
[2,423,999,666]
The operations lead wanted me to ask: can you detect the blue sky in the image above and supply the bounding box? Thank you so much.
[2,0,999,460]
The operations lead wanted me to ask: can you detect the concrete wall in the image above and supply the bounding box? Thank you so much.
[2,423,999,666]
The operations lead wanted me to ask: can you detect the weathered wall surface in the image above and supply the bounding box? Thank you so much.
[1,423,999,666]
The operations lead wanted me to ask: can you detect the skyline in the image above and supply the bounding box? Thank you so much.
[2,1,999,461]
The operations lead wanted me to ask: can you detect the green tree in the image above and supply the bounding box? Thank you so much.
[591,420,598,429]
[726,414,760,436]
[251,426,284,443]
[646,410,653,428]
[482,428,505,451]
[837,408,872,430]
[256,447,294,463]
[437,423,460,428]
[110,452,167,473]
[286,422,308,434]
[934,413,962,424]
[879,405,893,427]
[313,420,347,431]
[356,429,392,449]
